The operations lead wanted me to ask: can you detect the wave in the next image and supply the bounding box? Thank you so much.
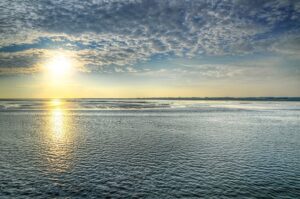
[0,99,299,111]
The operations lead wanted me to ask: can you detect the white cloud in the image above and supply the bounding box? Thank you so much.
[0,0,299,74]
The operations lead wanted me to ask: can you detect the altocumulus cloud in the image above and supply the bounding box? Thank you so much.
[0,0,300,74]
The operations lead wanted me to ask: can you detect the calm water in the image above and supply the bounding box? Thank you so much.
[0,99,299,198]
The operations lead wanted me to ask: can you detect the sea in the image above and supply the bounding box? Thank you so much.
[0,99,299,198]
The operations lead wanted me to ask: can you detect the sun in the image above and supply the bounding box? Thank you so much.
[45,54,72,77]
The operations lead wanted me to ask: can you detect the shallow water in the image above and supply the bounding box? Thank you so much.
[0,100,299,198]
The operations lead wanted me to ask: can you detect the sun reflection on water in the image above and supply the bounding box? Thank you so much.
[42,99,74,173]
[51,99,62,107]
[51,108,65,140]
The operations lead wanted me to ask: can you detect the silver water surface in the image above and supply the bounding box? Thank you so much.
[0,100,299,198]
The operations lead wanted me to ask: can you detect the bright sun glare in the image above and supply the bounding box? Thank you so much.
[51,99,62,107]
[45,54,72,76]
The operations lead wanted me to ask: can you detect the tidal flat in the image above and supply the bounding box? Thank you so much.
[0,99,299,198]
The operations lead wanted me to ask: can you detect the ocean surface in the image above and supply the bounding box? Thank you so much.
[0,99,299,198]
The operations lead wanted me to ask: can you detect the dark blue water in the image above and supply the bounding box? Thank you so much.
[0,100,299,198]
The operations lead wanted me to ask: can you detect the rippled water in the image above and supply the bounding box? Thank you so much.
[0,100,299,198]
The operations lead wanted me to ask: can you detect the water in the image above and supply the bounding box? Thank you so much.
[0,99,299,198]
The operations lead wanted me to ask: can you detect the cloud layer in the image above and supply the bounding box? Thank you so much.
[0,0,300,74]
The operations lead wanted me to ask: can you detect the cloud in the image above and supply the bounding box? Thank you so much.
[270,34,300,56]
[0,49,86,74]
[133,55,300,87]
[0,50,43,74]
[0,0,300,74]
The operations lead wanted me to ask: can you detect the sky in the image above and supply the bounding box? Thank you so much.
[0,0,299,98]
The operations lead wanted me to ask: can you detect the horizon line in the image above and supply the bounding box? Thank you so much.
[0,96,300,101]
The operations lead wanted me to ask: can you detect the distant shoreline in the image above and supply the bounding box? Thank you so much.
[0,97,300,101]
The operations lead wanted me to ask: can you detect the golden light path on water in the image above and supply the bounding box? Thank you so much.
[51,108,65,140]
[43,99,75,173]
